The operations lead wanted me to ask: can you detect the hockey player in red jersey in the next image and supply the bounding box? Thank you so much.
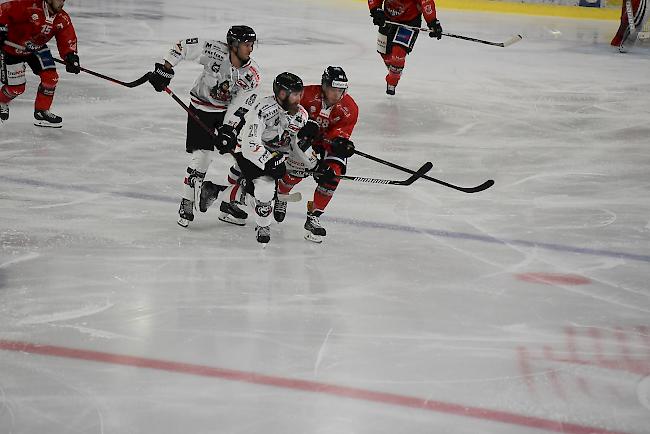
[611,0,648,52]
[0,0,80,127]
[368,0,441,95]
[275,66,358,243]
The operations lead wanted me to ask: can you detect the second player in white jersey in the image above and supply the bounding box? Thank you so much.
[202,72,319,244]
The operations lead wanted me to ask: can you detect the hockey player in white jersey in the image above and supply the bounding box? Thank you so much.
[147,25,262,227]
[211,72,320,244]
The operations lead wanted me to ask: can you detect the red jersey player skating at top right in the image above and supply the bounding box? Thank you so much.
[368,0,442,95]
[275,66,358,243]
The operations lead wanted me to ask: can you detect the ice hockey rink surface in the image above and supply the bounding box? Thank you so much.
[1,0,649,433]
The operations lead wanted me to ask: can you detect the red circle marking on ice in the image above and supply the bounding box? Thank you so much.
[515,273,591,285]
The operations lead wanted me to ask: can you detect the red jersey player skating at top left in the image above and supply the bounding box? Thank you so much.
[0,0,81,127]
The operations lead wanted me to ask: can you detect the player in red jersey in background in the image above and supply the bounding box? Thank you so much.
[0,0,80,127]
[275,66,358,243]
[368,0,441,95]
[611,0,648,52]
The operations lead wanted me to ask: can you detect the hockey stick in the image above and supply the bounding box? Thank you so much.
[163,85,302,202]
[300,161,433,186]
[385,20,522,48]
[3,40,151,88]
[354,149,494,193]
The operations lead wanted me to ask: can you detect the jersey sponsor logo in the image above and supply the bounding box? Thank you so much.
[186,38,199,44]
[341,106,350,116]
[424,5,433,14]
[31,14,39,22]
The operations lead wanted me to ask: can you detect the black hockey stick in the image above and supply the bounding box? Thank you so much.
[3,40,151,88]
[301,161,433,186]
[354,149,494,193]
[385,21,522,48]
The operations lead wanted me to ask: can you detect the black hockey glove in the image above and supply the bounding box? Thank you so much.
[215,124,238,155]
[0,24,8,46]
[149,62,174,92]
[312,160,336,184]
[297,119,320,143]
[65,52,80,74]
[330,137,355,158]
[370,8,386,27]
[427,19,443,40]
[264,151,287,180]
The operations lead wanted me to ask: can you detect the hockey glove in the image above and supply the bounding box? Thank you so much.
[370,8,386,27]
[149,62,174,92]
[330,137,355,158]
[427,19,443,40]
[65,52,81,74]
[312,160,337,184]
[264,151,287,180]
[0,25,7,46]
[215,124,238,155]
[297,119,320,143]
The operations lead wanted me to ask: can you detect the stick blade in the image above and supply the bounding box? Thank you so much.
[401,161,434,185]
[501,34,522,47]
[459,179,495,193]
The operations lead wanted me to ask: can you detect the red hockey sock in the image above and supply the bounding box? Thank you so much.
[34,69,58,111]
[381,45,407,86]
[278,174,303,194]
[1,83,26,103]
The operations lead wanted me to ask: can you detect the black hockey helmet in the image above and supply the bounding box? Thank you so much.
[273,72,304,96]
[321,66,348,90]
[227,25,256,47]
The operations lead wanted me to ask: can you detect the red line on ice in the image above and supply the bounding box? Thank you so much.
[0,339,630,434]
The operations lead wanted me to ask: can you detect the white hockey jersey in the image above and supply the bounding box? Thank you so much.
[238,95,318,174]
[163,37,262,124]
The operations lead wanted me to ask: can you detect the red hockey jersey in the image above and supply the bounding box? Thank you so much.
[368,0,437,24]
[301,85,359,153]
[0,0,77,57]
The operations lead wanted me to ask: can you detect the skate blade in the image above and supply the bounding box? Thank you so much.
[34,120,63,128]
[304,231,323,244]
[177,217,190,228]
[218,213,246,226]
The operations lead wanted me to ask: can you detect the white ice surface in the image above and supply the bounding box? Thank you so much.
[1,1,649,433]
